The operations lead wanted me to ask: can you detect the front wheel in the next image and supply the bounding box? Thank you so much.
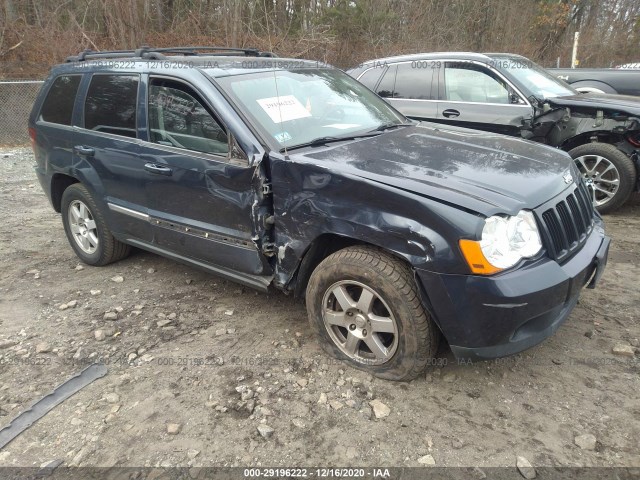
[306,246,439,381]
[569,143,636,214]
[61,184,131,266]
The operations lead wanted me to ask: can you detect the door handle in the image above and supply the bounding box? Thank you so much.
[442,109,460,118]
[73,145,95,157]
[144,163,173,176]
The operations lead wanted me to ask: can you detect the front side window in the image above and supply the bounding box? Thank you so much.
[40,75,81,125]
[84,74,138,138]
[444,64,511,104]
[148,78,228,156]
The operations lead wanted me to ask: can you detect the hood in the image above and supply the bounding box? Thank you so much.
[547,93,640,116]
[291,122,576,216]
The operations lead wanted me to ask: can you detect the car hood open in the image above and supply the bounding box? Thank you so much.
[291,122,576,216]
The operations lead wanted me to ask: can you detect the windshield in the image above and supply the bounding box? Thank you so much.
[494,59,577,99]
[214,68,406,149]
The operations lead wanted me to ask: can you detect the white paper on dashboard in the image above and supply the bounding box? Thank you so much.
[256,95,312,123]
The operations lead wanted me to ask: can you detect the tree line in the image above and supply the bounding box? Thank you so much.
[1,0,638,78]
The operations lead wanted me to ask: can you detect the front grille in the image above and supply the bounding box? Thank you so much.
[538,182,595,262]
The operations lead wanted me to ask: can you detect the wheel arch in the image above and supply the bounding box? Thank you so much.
[289,233,449,342]
[293,234,377,298]
[559,131,627,152]
[50,173,80,213]
[569,80,617,94]
[291,233,414,299]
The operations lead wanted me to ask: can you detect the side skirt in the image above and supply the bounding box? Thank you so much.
[121,237,274,293]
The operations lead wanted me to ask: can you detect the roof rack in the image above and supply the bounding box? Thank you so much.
[65,46,277,63]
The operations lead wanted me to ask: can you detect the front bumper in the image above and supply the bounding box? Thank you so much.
[416,224,610,361]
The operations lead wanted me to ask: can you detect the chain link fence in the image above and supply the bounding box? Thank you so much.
[0,80,44,145]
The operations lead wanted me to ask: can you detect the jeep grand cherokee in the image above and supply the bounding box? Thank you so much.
[29,47,610,380]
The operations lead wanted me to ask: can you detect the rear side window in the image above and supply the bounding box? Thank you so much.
[39,75,81,125]
[84,74,139,138]
[394,63,435,100]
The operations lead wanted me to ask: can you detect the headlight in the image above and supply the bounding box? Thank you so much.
[460,210,542,274]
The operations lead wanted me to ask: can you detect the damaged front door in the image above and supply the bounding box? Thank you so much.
[141,76,272,280]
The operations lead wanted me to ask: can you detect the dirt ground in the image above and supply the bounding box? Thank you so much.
[0,147,638,473]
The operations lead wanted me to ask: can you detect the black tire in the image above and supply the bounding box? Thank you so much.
[569,143,636,214]
[306,246,439,381]
[61,183,131,266]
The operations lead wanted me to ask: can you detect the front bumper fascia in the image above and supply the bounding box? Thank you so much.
[416,224,610,361]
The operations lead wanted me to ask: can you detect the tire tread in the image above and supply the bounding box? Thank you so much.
[62,184,131,266]
[307,245,439,381]
[569,143,636,214]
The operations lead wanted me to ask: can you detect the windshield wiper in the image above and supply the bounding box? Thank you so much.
[280,123,415,153]
[369,122,414,132]
[280,133,381,153]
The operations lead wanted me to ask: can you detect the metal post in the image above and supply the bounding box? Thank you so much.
[571,32,580,69]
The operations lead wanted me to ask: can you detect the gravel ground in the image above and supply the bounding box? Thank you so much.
[0,147,638,474]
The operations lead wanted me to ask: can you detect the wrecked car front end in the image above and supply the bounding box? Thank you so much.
[525,93,640,154]
[267,123,611,361]
[492,56,640,211]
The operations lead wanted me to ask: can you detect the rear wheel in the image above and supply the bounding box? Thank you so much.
[61,184,130,266]
[569,143,636,214]
[306,246,439,381]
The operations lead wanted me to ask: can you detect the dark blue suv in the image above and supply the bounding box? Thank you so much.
[29,47,610,381]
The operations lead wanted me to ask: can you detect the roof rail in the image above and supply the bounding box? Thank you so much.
[150,46,277,57]
[65,46,277,63]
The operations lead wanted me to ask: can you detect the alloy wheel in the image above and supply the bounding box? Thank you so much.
[321,280,398,365]
[68,199,99,254]
[574,154,621,207]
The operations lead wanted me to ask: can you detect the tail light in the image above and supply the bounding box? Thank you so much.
[28,127,37,151]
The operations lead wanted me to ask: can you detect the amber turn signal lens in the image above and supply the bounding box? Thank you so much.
[459,239,503,275]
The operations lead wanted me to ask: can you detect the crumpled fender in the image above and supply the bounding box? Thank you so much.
[525,102,640,147]
[268,155,483,290]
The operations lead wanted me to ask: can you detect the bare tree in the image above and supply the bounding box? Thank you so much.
[0,0,638,78]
